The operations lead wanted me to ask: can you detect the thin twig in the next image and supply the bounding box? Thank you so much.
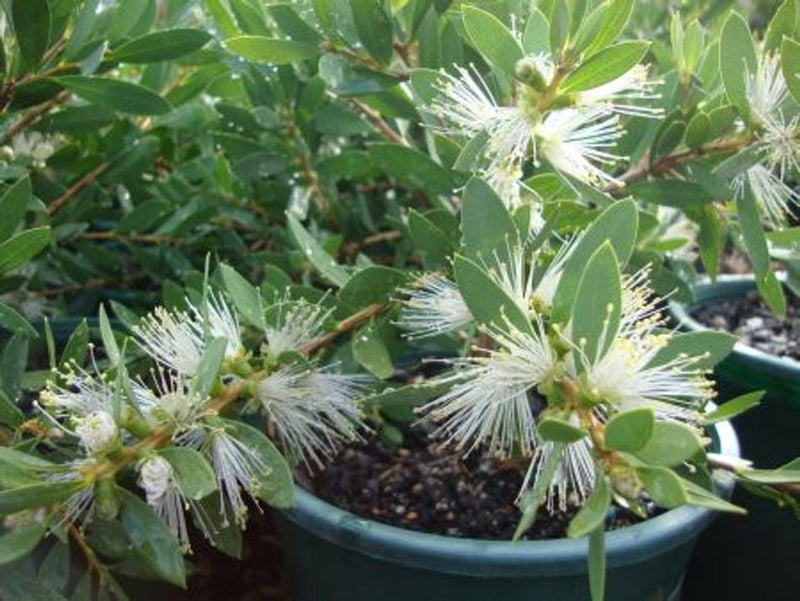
[341,230,401,258]
[48,162,109,216]
[300,302,388,355]
[81,232,178,245]
[69,525,107,588]
[348,98,409,146]
[2,91,70,143]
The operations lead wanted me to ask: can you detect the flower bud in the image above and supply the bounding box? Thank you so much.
[138,455,173,506]
[514,57,548,92]
[75,411,119,455]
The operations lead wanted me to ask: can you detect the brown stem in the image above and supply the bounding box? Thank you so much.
[300,302,388,355]
[69,525,107,588]
[81,232,178,245]
[2,91,70,143]
[320,41,409,81]
[48,162,109,216]
[348,99,409,146]
[341,230,401,258]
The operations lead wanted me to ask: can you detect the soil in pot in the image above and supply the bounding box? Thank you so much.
[312,429,658,541]
[691,289,800,360]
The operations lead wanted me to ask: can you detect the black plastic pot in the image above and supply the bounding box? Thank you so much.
[275,421,739,601]
[668,275,800,601]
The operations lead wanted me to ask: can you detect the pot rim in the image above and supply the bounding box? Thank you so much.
[667,273,800,383]
[279,419,739,578]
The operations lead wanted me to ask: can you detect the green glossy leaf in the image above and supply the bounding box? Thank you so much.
[634,421,703,466]
[463,6,524,76]
[64,0,100,61]
[584,0,634,57]
[571,242,621,368]
[111,29,212,63]
[604,408,654,453]
[522,8,550,55]
[461,177,518,261]
[223,419,294,508]
[629,180,713,209]
[0,227,50,275]
[766,0,797,52]
[680,477,746,514]
[13,0,51,68]
[352,321,394,379]
[59,319,88,368]
[0,390,24,427]
[0,303,36,338]
[737,467,800,484]
[781,37,800,105]
[191,338,228,399]
[157,447,217,501]
[268,4,324,44]
[549,0,570,57]
[0,481,82,515]
[0,522,46,565]
[568,475,611,538]
[98,304,119,366]
[118,488,186,587]
[0,177,31,243]
[514,442,566,539]
[638,466,688,508]
[453,254,533,337]
[0,569,68,601]
[701,391,765,425]
[225,36,320,64]
[370,144,457,196]
[562,41,649,92]
[310,0,335,38]
[649,331,736,371]
[54,77,171,115]
[339,266,407,309]
[287,214,350,287]
[408,210,452,269]
[109,0,153,40]
[552,199,637,322]
[538,415,588,442]
[349,0,393,65]
[220,264,265,329]
[193,494,242,558]
[719,12,757,117]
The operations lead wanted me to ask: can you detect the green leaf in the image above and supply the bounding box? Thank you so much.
[453,130,489,173]
[701,391,765,425]
[352,321,394,379]
[110,29,212,64]
[0,569,68,601]
[781,37,800,105]
[118,488,186,588]
[408,210,452,269]
[680,477,746,514]
[64,0,100,61]
[0,177,32,243]
[310,0,336,38]
[453,254,533,337]
[157,447,217,501]
[551,199,637,322]
[719,12,757,117]
[629,180,713,209]
[637,466,688,508]
[1,333,27,400]
[0,303,37,338]
[736,467,800,484]
[0,522,46,565]
[462,6,524,76]
[684,112,711,147]
[98,304,120,366]
[369,144,457,197]
[514,442,566,539]
[109,0,153,40]
[588,526,606,601]
[191,338,228,399]
[193,494,242,558]
[461,177,518,261]
[522,8,550,55]
[12,0,51,68]
[0,390,25,427]
[0,227,50,275]
[738,181,787,314]
[562,41,649,92]
[584,0,634,57]
[649,331,736,371]
[60,319,88,368]
[54,77,171,115]
[349,0,393,65]
[223,419,294,508]
[604,408,654,453]
[538,415,588,442]
[220,264,265,330]
[269,4,324,44]
[0,481,82,515]
[287,214,350,287]
[766,0,797,52]
[339,266,407,310]
[634,421,703,466]
[568,475,611,538]
[571,242,622,369]
[224,36,320,64]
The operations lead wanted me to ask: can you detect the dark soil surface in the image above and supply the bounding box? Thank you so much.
[691,289,800,361]
[313,434,650,540]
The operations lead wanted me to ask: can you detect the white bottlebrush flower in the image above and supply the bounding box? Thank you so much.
[396,274,473,339]
[39,361,115,417]
[11,131,56,166]
[535,108,626,186]
[133,292,243,376]
[133,369,205,434]
[74,410,119,455]
[521,439,597,512]
[734,163,799,226]
[760,113,800,181]
[745,51,787,126]
[256,365,367,468]
[420,315,555,456]
[264,299,332,356]
[138,455,191,551]
[576,65,663,118]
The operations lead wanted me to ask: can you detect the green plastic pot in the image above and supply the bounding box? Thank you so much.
[275,421,738,601]
[668,275,800,601]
